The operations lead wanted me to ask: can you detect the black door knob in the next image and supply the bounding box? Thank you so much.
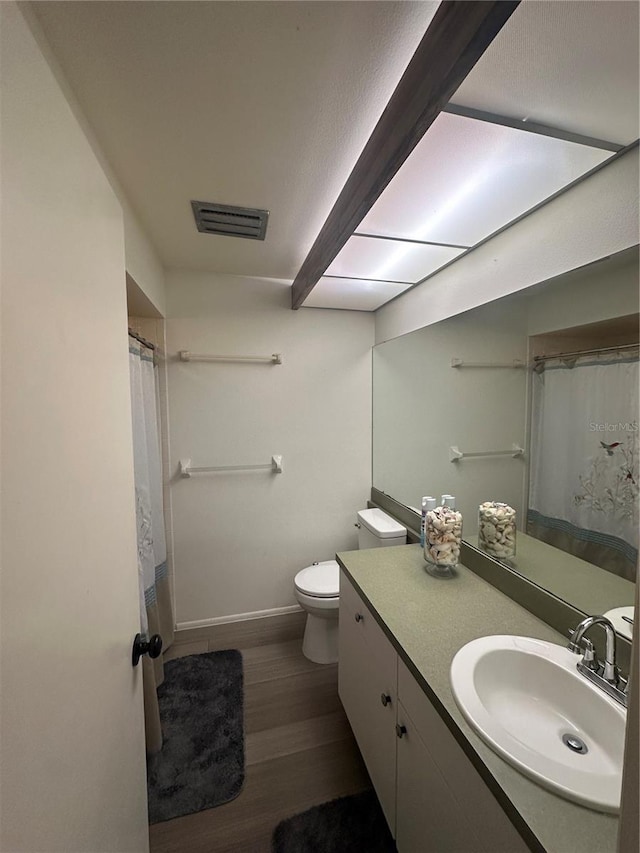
[396,723,407,739]
[132,633,163,667]
[381,693,391,707]
[355,613,363,623]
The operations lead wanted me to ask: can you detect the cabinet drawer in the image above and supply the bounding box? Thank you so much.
[339,571,397,833]
[340,570,395,662]
[397,660,528,853]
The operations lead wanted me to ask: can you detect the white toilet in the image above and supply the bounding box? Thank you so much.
[294,508,407,664]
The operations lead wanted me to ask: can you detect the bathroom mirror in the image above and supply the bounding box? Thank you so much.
[373,246,638,630]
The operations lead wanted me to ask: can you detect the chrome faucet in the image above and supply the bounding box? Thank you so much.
[568,615,617,680]
[568,615,628,707]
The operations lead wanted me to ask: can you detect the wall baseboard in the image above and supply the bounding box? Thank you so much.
[173,605,306,652]
[176,604,302,632]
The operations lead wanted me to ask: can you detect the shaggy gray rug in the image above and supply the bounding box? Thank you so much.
[147,649,244,824]
[272,790,396,853]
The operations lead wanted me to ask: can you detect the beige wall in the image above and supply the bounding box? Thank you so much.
[165,271,374,625]
[1,4,148,850]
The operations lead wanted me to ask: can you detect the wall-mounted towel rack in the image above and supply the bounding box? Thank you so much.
[449,444,524,462]
[179,351,282,364]
[450,358,525,369]
[180,455,283,477]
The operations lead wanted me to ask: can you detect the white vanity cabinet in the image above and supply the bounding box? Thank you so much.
[338,568,398,830]
[339,571,529,853]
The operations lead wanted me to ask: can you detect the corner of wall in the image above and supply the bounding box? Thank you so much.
[123,209,166,317]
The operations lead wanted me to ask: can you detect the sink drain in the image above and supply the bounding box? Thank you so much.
[562,733,588,754]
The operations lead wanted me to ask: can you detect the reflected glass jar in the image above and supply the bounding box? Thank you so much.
[478,501,516,560]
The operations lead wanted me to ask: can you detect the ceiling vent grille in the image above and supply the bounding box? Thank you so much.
[191,200,269,240]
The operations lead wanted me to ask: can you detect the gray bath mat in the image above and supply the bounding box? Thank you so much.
[147,649,244,823]
[272,790,396,853]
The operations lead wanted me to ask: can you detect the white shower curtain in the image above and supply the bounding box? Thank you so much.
[129,336,174,753]
[528,350,639,580]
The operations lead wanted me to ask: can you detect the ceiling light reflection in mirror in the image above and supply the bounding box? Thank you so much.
[358,111,612,249]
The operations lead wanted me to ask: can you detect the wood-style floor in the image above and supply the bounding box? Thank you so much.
[149,638,372,853]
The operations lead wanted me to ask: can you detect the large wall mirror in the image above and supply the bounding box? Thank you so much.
[373,245,638,636]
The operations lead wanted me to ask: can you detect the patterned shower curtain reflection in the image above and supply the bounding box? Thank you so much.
[129,336,174,754]
[528,348,639,581]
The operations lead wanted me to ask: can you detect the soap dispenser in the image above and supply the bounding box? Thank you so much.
[420,496,436,548]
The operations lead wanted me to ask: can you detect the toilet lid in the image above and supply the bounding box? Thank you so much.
[295,560,340,597]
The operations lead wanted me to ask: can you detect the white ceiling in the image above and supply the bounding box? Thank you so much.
[32,1,639,312]
[451,0,639,146]
[32,1,439,278]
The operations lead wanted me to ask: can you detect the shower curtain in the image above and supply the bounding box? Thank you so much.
[129,336,174,754]
[528,350,639,581]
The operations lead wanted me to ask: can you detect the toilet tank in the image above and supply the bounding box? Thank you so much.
[357,508,407,549]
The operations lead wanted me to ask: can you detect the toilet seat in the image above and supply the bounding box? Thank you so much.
[294,560,339,598]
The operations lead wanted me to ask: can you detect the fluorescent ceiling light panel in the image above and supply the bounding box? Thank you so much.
[303,277,412,311]
[325,235,464,284]
[358,112,611,247]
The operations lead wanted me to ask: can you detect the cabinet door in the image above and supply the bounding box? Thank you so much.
[397,661,528,853]
[339,572,397,833]
[396,701,489,853]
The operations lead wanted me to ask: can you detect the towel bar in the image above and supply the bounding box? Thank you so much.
[180,455,283,477]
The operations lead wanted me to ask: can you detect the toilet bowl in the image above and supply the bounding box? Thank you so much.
[294,509,407,664]
[294,560,340,664]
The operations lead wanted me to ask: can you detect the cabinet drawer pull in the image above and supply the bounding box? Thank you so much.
[381,693,391,707]
[354,613,363,623]
[395,723,407,739]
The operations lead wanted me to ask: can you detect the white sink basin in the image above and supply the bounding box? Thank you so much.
[450,635,627,813]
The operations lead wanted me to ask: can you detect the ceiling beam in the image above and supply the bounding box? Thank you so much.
[291,0,520,310]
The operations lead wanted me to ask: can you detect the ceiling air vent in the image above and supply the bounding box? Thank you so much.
[191,200,269,241]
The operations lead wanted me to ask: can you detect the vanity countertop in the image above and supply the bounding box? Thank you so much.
[336,543,620,853]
